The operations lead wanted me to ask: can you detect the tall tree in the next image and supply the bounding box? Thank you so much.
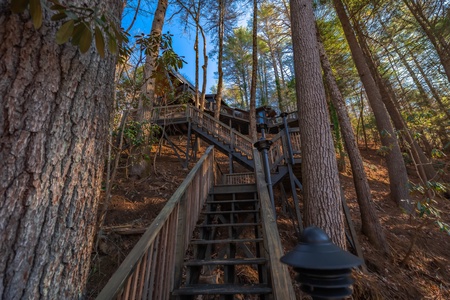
[0,0,121,298]
[249,0,258,141]
[318,33,389,254]
[333,0,412,212]
[402,0,450,83]
[215,0,225,119]
[290,0,345,248]
[139,0,168,114]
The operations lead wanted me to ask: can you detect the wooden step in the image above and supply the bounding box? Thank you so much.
[197,222,261,228]
[185,258,267,266]
[203,209,259,215]
[206,199,258,204]
[190,238,263,245]
[212,184,257,194]
[172,283,272,295]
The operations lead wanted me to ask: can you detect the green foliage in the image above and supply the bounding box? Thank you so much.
[410,181,450,235]
[135,32,186,95]
[10,0,130,59]
[121,121,160,148]
[376,145,392,156]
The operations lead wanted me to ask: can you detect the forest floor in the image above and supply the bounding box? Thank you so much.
[87,136,450,299]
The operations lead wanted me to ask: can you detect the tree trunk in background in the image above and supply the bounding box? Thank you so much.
[194,15,200,107]
[0,0,120,298]
[200,25,208,111]
[402,0,450,83]
[265,40,284,112]
[140,0,168,115]
[290,0,345,248]
[353,21,438,182]
[318,35,390,254]
[249,0,258,141]
[408,47,450,119]
[130,0,168,177]
[333,0,412,212]
[215,0,225,119]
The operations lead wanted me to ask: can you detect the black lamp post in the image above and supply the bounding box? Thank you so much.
[280,226,362,300]
[254,123,275,213]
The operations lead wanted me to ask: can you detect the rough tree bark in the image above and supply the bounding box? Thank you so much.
[318,34,390,254]
[0,0,120,298]
[333,0,412,212]
[290,0,346,248]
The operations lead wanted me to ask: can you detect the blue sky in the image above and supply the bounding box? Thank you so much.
[122,4,219,92]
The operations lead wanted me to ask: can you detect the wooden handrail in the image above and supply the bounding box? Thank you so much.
[150,104,188,121]
[96,146,216,300]
[266,111,298,127]
[253,148,296,299]
[187,105,253,158]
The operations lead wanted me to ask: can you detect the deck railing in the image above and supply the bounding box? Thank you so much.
[187,106,253,158]
[267,128,302,171]
[150,104,188,122]
[96,146,216,300]
[222,172,255,185]
[266,111,298,127]
[253,148,297,299]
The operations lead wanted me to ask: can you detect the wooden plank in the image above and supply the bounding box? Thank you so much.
[212,184,257,194]
[253,148,297,299]
[206,199,258,204]
[341,187,367,273]
[185,258,267,266]
[172,284,272,295]
[190,238,263,245]
[202,209,259,215]
[197,222,260,228]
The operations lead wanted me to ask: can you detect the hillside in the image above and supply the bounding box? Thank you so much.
[87,137,450,299]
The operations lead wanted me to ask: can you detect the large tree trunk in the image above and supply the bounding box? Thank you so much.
[333,0,412,212]
[290,0,345,248]
[318,34,390,254]
[0,1,120,298]
[249,0,258,141]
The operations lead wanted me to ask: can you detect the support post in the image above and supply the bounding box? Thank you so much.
[281,112,303,234]
[184,121,192,169]
[281,112,295,165]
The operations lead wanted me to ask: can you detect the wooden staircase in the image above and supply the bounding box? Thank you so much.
[95,105,364,300]
[172,183,272,299]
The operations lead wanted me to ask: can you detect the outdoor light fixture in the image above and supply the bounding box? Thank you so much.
[280,226,362,300]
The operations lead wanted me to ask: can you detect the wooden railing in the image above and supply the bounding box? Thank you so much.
[267,128,302,171]
[187,106,253,158]
[268,132,285,171]
[96,146,216,300]
[289,128,301,154]
[253,148,296,299]
[150,104,188,122]
[266,111,298,127]
[222,172,255,185]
